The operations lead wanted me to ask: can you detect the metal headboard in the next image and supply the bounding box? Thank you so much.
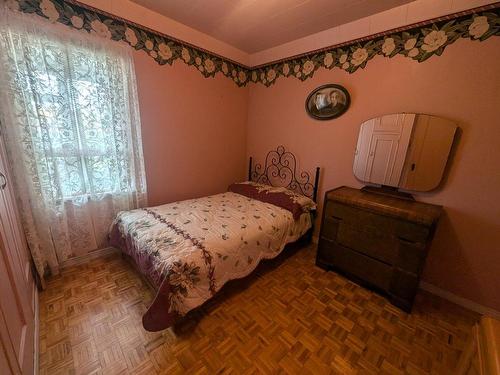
[248,146,320,202]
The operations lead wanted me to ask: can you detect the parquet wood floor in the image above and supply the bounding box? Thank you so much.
[39,245,478,374]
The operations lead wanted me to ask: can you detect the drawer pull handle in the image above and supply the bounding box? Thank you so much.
[330,215,342,221]
[398,236,416,244]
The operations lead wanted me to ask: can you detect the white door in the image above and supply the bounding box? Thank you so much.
[0,137,35,375]
[356,114,414,186]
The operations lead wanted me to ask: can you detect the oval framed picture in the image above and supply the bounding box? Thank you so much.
[305,84,350,120]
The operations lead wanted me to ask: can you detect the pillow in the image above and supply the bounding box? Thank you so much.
[228,181,316,220]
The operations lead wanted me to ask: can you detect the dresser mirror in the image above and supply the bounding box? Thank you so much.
[353,113,457,192]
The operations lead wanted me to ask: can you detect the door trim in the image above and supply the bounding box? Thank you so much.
[33,288,39,375]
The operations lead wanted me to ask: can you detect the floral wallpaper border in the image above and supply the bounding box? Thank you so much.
[252,5,500,86]
[10,0,251,86]
[7,0,500,87]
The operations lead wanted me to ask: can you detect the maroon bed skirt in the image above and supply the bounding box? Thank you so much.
[109,224,180,331]
[109,217,313,332]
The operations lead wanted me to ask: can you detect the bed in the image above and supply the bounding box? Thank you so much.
[109,146,320,331]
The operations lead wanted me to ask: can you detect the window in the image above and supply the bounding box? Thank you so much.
[0,10,147,273]
[1,26,146,204]
[35,68,126,200]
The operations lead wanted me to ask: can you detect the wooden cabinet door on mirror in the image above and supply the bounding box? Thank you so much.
[0,137,36,375]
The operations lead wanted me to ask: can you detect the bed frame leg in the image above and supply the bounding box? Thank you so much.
[248,157,253,180]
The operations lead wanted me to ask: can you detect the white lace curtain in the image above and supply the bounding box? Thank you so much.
[0,7,147,285]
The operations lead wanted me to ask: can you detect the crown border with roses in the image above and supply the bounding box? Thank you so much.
[9,0,500,87]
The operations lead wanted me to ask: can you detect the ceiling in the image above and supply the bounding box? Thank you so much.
[131,0,415,53]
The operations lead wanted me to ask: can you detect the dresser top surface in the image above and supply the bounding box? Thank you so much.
[326,186,443,226]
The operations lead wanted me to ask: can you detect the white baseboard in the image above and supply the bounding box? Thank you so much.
[34,287,39,375]
[419,281,500,319]
[312,238,498,318]
[60,247,119,269]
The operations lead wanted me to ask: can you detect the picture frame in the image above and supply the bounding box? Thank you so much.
[305,84,350,120]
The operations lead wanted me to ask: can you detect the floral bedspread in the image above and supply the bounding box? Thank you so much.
[109,192,312,331]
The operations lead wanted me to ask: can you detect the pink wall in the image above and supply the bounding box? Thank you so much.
[132,35,499,311]
[246,38,500,311]
[133,50,248,206]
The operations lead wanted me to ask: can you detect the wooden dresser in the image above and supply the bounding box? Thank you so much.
[316,186,443,312]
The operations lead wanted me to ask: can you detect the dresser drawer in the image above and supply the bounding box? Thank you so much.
[336,222,398,264]
[389,268,420,300]
[320,217,340,241]
[325,201,430,243]
[335,222,427,271]
[396,238,427,274]
[318,238,393,291]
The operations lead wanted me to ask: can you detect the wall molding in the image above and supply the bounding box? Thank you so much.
[60,247,119,269]
[420,281,500,319]
[33,287,39,375]
[8,1,500,87]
